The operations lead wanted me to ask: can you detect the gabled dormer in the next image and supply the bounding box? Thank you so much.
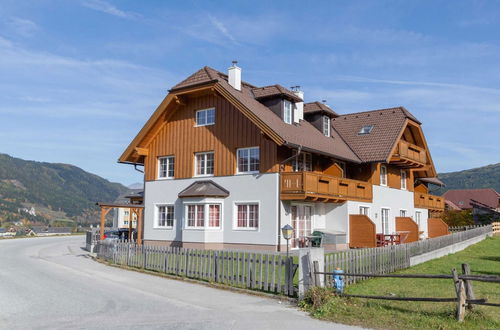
[252,85,303,124]
[303,102,339,137]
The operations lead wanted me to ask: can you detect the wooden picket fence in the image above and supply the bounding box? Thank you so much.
[97,242,297,296]
[325,225,493,286]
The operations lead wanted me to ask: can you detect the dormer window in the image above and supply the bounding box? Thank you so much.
[322,116,331,136]
[359,125,373,135]
[283,100,292,124]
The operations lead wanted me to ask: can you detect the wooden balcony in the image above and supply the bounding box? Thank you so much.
[414,192,445,210]
[390,140,426,168]
[281,172,372,203]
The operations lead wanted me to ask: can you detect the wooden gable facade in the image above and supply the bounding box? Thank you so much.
[141,92,279,181]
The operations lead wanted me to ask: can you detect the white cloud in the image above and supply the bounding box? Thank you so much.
[82,0,140,19]
[208,14,237,45]
[8,17,38,37]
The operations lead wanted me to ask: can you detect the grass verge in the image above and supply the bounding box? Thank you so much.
[300,236,500,329]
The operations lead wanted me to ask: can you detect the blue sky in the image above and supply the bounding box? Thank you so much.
[1,0,499,186]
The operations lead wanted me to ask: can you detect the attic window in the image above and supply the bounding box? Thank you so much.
[358,125,373,135]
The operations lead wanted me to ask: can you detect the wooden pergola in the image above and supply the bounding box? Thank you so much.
[96,202,144,245]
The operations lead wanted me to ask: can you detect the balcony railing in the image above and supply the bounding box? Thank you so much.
[390,140,426,167]
[280,172,373,202]
[414,192,445,210]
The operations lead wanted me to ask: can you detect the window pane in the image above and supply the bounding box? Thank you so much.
[206,153,214,174]
[209,204,220,227]
[196,111,206,126]
[158,206,165,227]
[237,205,247,227]
[168,157,175,177]
[249,204,258,228]
[323,116,330,136]
[188,205,195,227]
[238,149,248,172]
[249,148,260,171]
[196,205,204,227]
[206,109,215,124]
[196,154,204,175]
[284,101,292,124]
[166,206,174,227]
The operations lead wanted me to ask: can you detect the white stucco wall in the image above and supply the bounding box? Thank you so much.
[143,173,280,246]
[346,185,429,240]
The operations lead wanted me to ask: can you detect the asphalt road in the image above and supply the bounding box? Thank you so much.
[0,236,361,329]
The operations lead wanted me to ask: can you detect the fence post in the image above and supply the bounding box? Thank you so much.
[452,268,466,322]
[461,264,475,310]
[298,248,324,299]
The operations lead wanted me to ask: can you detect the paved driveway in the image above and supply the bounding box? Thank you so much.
[0,236,361,329]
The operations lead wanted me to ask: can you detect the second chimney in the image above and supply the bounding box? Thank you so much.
[228,61,241,91]
[293,88,304,122]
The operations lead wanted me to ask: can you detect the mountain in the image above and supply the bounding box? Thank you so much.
[128,182,144,189]
[0,153,129,225]
[434,163,500,195]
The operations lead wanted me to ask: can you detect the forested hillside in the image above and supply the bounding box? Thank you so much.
[435,163,500,195]
[0,153,128,225]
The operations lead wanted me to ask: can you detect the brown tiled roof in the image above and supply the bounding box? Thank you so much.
[214,72,361,163]
[332,107,418,162]
[445,200,461,211]
[251,85,302,102]
[443,188,499,210]
[178,180,230,198]
[165,66,430,164]
[170,66,255,91]
[304,102,339,117]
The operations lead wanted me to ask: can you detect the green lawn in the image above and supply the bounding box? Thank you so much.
[300,236,500,330]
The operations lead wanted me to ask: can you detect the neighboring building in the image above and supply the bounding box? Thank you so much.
[118,64,445,251]
[112,189,144,229]
[443,188,500,222]
[0,228,16,238]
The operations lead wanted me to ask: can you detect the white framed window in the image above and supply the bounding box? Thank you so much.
[359,206,370,216]
[235,203,259,230]
[400,169,407,190]
[292,151,312,172]
[381,208,390,234]
[157,205,174,228]
[237,147,260,173]
[158,156,175,179]
[195,108,215,126]
[415,211,422,227]
[195,152,214,176]
[284,100,292,124]
[380,165,387,186]
[185,203,221,229]
[322,116,331,136]
[400,209,407,217]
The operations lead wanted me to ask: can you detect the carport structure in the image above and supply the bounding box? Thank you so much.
[96,202,144,245]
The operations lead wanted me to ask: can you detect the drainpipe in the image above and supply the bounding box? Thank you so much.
[277,145,302,251]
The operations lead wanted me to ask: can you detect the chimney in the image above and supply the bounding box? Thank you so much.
[292,86,304,123]
[228,61,241,91]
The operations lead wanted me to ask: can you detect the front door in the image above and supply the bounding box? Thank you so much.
[291,205,313,248]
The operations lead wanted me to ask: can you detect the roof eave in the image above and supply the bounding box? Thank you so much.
[283,142,361,164]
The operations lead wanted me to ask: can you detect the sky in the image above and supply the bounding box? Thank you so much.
[1,0,499,186]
